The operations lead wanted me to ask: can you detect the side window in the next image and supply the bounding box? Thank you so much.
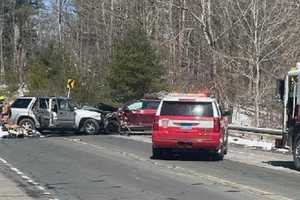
[11,99,32,108]
[142,101,160,109]
[57,99,72,111]
[39,98,49,109]
[52,99,58,112]
[127,101,143,110]
[213,102,221,117]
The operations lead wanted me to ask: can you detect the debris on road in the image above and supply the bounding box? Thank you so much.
[0,124,41,139]
[0,128,9,138]
[228,136,274,151]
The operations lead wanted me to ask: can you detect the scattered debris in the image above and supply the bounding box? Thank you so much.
[0,128,9,138]
[0,124,41,139]
[70,139,81,142]
[275,148,290,154]
[228,136,274,151]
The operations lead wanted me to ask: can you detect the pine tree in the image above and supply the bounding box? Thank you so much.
[107,26,166,103]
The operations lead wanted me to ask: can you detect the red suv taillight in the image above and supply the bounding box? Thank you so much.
[153,116,159,131]
[213,117,221,132]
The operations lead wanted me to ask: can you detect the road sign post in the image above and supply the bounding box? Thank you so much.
[67,79,75,98]
[67,87,71,98]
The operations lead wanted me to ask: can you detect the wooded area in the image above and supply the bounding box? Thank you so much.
[0,0,300,126]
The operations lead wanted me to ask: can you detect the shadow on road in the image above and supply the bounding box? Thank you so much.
[42,131,112,138]
[151,151,221,162]
[42,132,86,138]
[263,160,297,170]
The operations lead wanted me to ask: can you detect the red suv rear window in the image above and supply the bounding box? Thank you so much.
[160,101,213,117]
[142,100,160,109]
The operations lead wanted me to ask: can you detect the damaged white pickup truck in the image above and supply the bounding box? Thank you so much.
[10,97,103,135]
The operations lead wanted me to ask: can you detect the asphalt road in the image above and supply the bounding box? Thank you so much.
[0,135,299,200]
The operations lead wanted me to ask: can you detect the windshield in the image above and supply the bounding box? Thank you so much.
[127,100,160,111]
[57,99,74,111]
[142,100,160,109]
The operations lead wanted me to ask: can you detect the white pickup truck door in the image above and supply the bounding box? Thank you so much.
[33,97,51,128]
[51,98,76,129]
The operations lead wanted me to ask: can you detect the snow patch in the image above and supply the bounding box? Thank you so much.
[275,148,290,153]
[0,129,9,138]
[228,136,274,151]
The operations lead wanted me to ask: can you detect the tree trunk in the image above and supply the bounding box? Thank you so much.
[177,0,186,70]
[58,0,63,47]
[254,62,260,127]
[18,46,26,85]
[0,2,4,83]
[109,0,114,57]
[12,1,17,74]
[14,23,20,80]
[207,0,217,82]
[253,0,260,127]
[168,0,176,86]
[0,29,3,83]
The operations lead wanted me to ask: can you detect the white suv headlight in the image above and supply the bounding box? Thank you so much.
[91,114,101,120]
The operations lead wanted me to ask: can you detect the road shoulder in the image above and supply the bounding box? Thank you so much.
[0,167,34,200]
[111,135,299,174]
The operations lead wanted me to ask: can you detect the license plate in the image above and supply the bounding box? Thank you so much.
[181,126,192,130]
[177,141,193,148]
[180,123,193,129]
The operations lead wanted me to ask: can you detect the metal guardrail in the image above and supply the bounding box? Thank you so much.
[228,124,283,136]
[122,125,284,136]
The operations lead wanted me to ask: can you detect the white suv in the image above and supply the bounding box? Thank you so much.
[10,97,103,135]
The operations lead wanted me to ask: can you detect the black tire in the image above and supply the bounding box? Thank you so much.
[223,140,228,155]
[223,149,228,155]
[152,147,162,159]
[213,146,224,161]
[83,119,100,135]
[18,118,35,130]
[105,120,120,134]
[293,136,300,170]
[224,131,229,155]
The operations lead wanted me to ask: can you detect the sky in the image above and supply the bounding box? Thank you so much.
[43,0,51,9]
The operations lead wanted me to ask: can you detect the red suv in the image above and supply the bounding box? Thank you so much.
[104,99,160,134]
[152,93,228,160]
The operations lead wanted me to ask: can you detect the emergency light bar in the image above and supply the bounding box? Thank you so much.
[167,93,208,97]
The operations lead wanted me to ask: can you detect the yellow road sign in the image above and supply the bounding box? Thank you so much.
[67,79,75,89]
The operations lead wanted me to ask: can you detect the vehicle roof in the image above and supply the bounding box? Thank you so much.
[15,96,69,99]
[162,93,216,102]
[141,99,161,101]
[162,96,215,102]
[288,69,300,77]
[123,99,160,105]
[288,63,300,76]
[15,96,35,99]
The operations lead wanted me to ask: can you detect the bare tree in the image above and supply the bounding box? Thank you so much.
[220,0,298,126]
[0,0,4,83]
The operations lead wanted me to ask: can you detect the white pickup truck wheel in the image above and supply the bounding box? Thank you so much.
[83,119,100,135]
[18,118,35,130]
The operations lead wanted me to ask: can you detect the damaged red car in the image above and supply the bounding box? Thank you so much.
[104,99,161,134]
